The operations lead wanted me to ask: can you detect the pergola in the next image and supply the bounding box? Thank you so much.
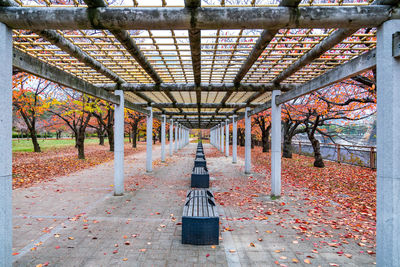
[0,0,399,265]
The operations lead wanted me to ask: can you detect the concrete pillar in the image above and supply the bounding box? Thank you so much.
[271,90,282,196]
[161,115,166,162]
[146,106,153,172]
[0,23,12,267]
[232,115,237,164]
[216,127,219,150]
[178,125,182,149]
[220,123,224,153]
[169,119,173,156]
[114,90,125,196]
[245,107,251,174]
[376,19,400,267]
[174,122,178,152]
[225,119,229,157]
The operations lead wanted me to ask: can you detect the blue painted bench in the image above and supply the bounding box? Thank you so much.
[191,166,209,188]
[182,189,219,245]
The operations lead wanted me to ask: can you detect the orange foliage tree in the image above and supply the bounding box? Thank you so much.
[12,73,55,152]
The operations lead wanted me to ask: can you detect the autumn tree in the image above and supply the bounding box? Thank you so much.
[284,74,376,167]
[126,110,145,148]
[49,91,94,159]
[253,111,271,152]
[91,101,115,151]
[12,74,55,152]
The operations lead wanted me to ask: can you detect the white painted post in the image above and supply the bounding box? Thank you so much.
[169,119,173,156]
[174,122,178,152]
[0,23,12,267]
[146,106,153,172]
[271,90,282,196]
[216,127,219,150]
[161,115,166,162]
[245,107,251,174]
[114,90,125,196]
[211,129,214,146]
[220,123,224,153]
[232,115,237,164]
[178,125,182,149]
[376,19,400,267]
[225,119,229,157]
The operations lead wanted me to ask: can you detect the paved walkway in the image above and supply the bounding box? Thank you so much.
[12,143,375,266]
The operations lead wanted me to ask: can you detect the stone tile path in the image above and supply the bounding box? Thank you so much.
[12,143,375,266]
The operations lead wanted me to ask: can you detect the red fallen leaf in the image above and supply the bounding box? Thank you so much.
[43,262,49,266]
[206,254,210,257]
[274,261,279,265]
[139,249,146,252]
[55,246,60,249]
[112,250,118,254]
[12,252,19,256]
[250,243,255,247]
[367,250,375,255]
[344,253,352,258]
[124,241,130,245]
[176,222,182,225]
[337,251,344,255]
[280,202,286,206]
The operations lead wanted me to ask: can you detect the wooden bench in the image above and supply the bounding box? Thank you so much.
[195,152,205,160]
[182,189,219,245]
[194,157,206,168]
[191,166,209,188]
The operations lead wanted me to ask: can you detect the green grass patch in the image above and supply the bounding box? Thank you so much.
[12,138,99,152]
[270,195,281,200]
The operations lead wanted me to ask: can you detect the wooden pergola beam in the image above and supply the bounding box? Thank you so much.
[155,111,243,116]
[247,48,377,116]
[81,0,183,115]
[272,28,357,84]
[1,0,160,108]
[0,6,394,30]
[128,103,260,108]
[233,0,302,84]
[12,48,157,117]
[99,83,290,92]
[12,49,120,104]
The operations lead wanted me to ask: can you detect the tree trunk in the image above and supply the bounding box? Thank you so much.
[132,124,137,148]
[107,126,114,152]
[30,128,41,152]
[97,130,105,146]
[76,131,85,159]
[282,134,293,158]
[308,133,324,167]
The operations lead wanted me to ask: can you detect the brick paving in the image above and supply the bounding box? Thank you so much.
[12,143,375,266]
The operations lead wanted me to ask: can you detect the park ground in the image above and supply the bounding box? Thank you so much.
[11,141,376,266]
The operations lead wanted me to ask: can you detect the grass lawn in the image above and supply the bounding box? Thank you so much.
[12,138,101,152]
